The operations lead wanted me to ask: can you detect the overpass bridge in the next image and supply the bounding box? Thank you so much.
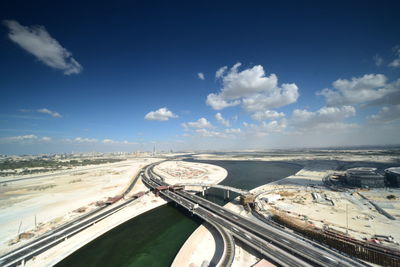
[174,183,249,198]
[144,164,367,267]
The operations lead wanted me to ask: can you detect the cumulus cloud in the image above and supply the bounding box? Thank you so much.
[291,106,356,131]
[225,128,241,134]
[251,110,285,121]
[369,105,400,123]
[37,108,62,118]
[216,66,228,78]
[373,54,383,66]
[194,128,242,139]
[215,113,230,127]
[144,107,178,121]
[195,129,227,138]
[102,139,136,145]
[182,117,213,129]
[73,137,98,143]
[206,94,241,110]
[242,83,299,112]
[316,74,400,106]
[389,46,400,68]
[0,135,51,144]
[243,120,287,137]
[3,20,82,75]
[206,63,299,111]
[197,72,205,80]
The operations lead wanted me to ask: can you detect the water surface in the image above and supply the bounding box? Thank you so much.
[57,160,301,266]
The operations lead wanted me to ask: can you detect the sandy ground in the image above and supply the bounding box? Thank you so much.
[254,167,400,248]
[171,224,218,267]
[2,159,228,266]
[0,157,162,255]
[173,153,400,267]
[192,151,400,165]
[26,180,168,266]
[153,160,227,185]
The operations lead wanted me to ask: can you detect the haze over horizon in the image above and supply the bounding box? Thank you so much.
[1,1,400,155]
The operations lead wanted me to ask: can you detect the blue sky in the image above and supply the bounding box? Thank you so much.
[1,0,400,154]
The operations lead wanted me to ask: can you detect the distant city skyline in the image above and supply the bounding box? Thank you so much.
[1,1,400,154]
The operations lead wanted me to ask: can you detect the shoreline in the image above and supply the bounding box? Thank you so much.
[172,157,399,267]
[0,158,163,256]
[172,160,330,267]
[19,160,227,266]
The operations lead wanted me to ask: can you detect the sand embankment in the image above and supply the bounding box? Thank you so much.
[172,160,338,267]
[0,158,163,255]
[9,160,227,266]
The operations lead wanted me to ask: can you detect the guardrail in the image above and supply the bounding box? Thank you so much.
[0,163,154,267]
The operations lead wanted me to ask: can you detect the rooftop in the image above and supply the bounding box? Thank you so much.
[386,167,400,175]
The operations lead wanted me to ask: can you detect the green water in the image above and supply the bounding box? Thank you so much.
[57,160,302,267]
[57,204,201,267]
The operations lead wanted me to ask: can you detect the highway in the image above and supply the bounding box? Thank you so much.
[142,172,310,267]
[144,164,368,267]
[0,165,149,267]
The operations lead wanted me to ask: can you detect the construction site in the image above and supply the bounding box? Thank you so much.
[252,166,400,266]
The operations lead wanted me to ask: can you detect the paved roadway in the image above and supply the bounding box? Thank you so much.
[174,183,249,195]
[145,164,368,267]
[142,174,309,267]
[0,165,148,267]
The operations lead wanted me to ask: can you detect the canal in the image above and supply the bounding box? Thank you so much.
[57,160,302,267]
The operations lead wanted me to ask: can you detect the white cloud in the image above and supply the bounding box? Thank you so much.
[206,63,299,112]
[182,117,213,129]
[218,63,278,99]
[291,106,356,131]
[389,46,400,68]
[242,83,299,112]
[243,120,287,137]
[0,135,51,144]
[102,139,136,145]
[195,129,227,138]
[194,127,242,139]
[197,72,205,80]
[251,110,285,121]
[373,54,383,66]
[216,66,228,78]
[73,137,98,143]
[144,107,178,121]
[225,128,241,134]
[317,74,400,106]
[369,105,400,123]
[3,20,82,75]
[215,113,230,127]
[37,108,62,118]
[206,93,241,110]
[389,59,400,68]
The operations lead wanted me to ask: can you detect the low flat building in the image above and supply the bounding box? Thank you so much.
[345,167,385,188]
[385,167,400,187]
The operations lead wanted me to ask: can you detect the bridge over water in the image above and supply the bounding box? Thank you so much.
[174,183,249,198]
[144,164,366,267]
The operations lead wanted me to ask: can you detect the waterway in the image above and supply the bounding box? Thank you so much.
[57,160,302,267]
